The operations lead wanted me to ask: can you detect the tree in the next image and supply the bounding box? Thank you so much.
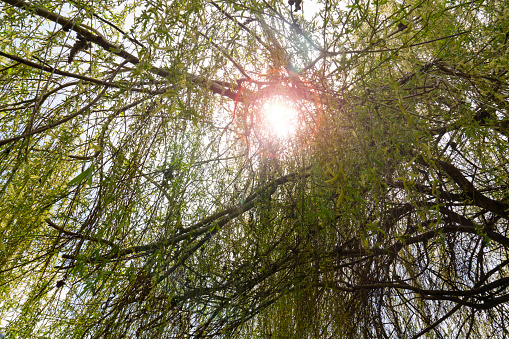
[0,0,508,337]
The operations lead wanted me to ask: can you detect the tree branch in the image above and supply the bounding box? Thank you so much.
[47,219,117,248]
[2,0,241,101]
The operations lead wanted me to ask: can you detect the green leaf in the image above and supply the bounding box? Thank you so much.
[67,164,95,187]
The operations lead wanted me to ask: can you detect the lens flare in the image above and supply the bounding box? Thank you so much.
[263,100,298,139]
[233,68,322,158]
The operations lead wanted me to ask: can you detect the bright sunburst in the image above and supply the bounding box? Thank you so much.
[263,100,298,139]
[233,68,322,157]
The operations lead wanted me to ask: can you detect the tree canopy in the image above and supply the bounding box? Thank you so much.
[1,0,509,337]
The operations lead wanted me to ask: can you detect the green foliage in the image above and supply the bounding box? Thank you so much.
[1,0,509,338]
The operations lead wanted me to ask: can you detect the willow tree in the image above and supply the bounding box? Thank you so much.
[1,0,508,337]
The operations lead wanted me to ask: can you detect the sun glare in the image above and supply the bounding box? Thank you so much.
[233,68,322,157]
[263,100,298,139]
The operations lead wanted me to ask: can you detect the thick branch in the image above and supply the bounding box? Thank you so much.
[2,0,240,101]
[325,276,509,310]
[437,160,509,219]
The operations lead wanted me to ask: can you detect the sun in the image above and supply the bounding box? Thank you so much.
[232,68,322,157]
[262,99,299,139]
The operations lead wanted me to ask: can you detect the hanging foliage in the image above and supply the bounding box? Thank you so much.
[0,0,508,337]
